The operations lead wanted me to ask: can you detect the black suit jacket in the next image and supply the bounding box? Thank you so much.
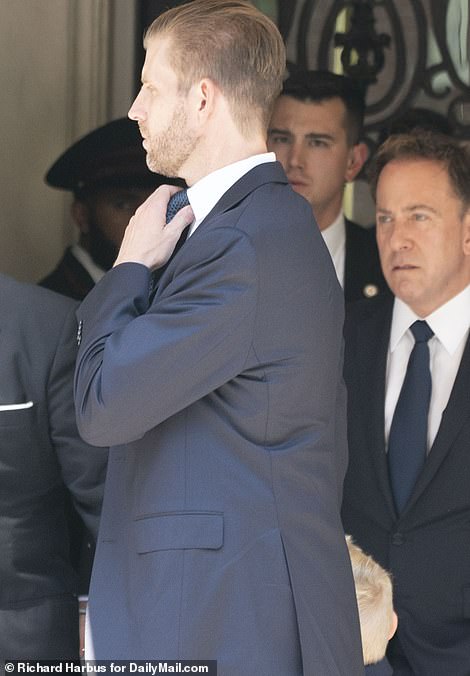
[344,219,389,303]
[40,247,95,301]
[0,275,107,659]
[341,295,470,675]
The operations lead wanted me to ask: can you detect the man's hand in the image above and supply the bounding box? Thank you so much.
[114,185,194,270]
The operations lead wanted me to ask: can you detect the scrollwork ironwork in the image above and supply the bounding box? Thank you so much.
[283,0,470,139]
[334,0,390,90]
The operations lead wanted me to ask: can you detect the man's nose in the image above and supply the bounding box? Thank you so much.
[389,219,412,251]
[287,142,305,170]
[128,89,146,122]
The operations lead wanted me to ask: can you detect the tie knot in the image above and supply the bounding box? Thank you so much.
[166,189,190,223]
[410,320,434,344]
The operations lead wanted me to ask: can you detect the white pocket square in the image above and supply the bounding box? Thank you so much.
[0,401,34,411]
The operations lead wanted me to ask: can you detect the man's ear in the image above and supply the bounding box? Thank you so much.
[389,611,398,640]
[462,208,470,256]
[345,142,369,183]
[192,77,217,120]
[72,200,91,235]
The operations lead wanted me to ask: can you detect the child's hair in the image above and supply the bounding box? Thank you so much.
[346,535,395,665]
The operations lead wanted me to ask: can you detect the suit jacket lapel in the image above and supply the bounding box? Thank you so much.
[344,219,361,301]
[358,298,397,519]
[405,333,470,512]
[152,162,288,298]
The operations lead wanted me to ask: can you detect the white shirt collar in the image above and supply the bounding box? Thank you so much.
[390,284,470,355]
[320,211,346,287]
[321,211,346,258]
[70,243,105,284]
[186,152,276,235]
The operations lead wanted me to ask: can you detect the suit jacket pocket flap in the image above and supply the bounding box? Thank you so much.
[136,512,223,553]
[0,403,35,427]
[0,401,34,411]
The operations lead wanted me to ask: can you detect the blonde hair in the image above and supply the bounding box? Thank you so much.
[143,0,286,135]
[346,535,394,665]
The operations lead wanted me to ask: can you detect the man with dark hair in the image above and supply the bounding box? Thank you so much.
[73,0,363,671]
[268,69,388,301]
[342,131,470,675]
[41,117,184,300]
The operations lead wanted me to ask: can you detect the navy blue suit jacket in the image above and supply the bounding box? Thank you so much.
[365,658,392,676]
[74,162,363,673]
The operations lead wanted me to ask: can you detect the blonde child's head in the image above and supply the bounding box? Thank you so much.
[346,535,398,665]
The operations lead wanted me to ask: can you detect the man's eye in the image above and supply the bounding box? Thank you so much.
[269,135,289,144]
[308,139,328,148]
[377,215,392,225]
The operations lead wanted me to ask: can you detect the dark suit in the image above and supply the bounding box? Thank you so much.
[0,275,107,659]
[344,219,389,303]
[342,295,470,675]
[74,162,364,673]
[366,658,393,676]
[40,247,95,301]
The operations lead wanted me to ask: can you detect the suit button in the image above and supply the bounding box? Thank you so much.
[76,319,83,346]
[391,532,405,545]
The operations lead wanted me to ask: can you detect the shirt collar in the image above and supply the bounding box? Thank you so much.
[320,211,346,258]
[70,244,105,284]
[186,152,276,229]
[390,284,470,355]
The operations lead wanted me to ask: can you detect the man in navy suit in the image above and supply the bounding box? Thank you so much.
[268,70,388,302]
[73,0,363,672]
[342,131,470,675]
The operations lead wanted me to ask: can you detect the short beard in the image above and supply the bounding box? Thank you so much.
[145,104,198,178]
[87,224,119,271]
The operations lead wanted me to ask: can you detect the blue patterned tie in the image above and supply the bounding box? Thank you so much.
[166,189,189,223]
[388,320,434,514]
[149,190,190,299]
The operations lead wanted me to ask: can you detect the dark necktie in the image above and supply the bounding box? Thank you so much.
[150,189,190,298]
[166,189,190,223]
[388,320,434,514]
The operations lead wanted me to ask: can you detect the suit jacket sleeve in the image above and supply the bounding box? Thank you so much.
[74,227,258,447]
[49,302,108,537]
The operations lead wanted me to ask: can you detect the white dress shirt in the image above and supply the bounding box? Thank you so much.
[71,243,105,284]
[321,211,346,288]
[186,152,276,237]
[385,284,470,450]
